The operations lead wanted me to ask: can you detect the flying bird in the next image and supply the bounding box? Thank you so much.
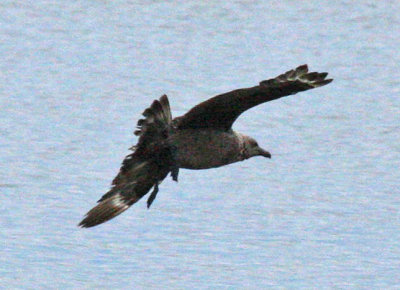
[79,65,332,228]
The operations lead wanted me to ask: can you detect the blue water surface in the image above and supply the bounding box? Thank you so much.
[1,1,399,288]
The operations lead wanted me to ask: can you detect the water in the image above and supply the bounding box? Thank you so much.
[1,0,399,288]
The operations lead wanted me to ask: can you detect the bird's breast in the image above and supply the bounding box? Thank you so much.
[168,129,242,169]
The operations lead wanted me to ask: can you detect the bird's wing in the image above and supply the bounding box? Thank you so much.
[78,158,170,228]
[79,95,173,228]
[175,65,332,130]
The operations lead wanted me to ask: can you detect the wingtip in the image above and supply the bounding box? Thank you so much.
[297,66,332,87]
[296,64,309,74]
[315,78,333,87]
[78,215,95,228]
[78,194,132,228]
[78,220,90,228]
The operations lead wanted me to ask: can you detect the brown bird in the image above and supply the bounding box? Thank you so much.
[79,65,332,228]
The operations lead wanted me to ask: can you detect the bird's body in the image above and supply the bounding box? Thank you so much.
[79,65,332,228]
[169,128,244,169]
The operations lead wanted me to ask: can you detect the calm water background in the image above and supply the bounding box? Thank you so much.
[1,1,399,288]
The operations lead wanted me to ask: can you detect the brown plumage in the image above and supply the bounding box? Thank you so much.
[79,65,332,228]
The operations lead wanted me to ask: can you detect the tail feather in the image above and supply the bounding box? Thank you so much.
[134,94,172,138]
[159,95,172,124]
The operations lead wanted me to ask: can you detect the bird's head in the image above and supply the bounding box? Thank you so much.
[242,136,271,159]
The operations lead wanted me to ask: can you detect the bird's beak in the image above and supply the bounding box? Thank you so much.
[258,148,271,159]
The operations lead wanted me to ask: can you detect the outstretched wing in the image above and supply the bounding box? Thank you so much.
[79,95,173,228]
[175,65,332,130]
[78,159,169,228]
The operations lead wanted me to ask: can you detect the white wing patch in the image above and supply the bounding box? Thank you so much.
[112,193,129,211]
